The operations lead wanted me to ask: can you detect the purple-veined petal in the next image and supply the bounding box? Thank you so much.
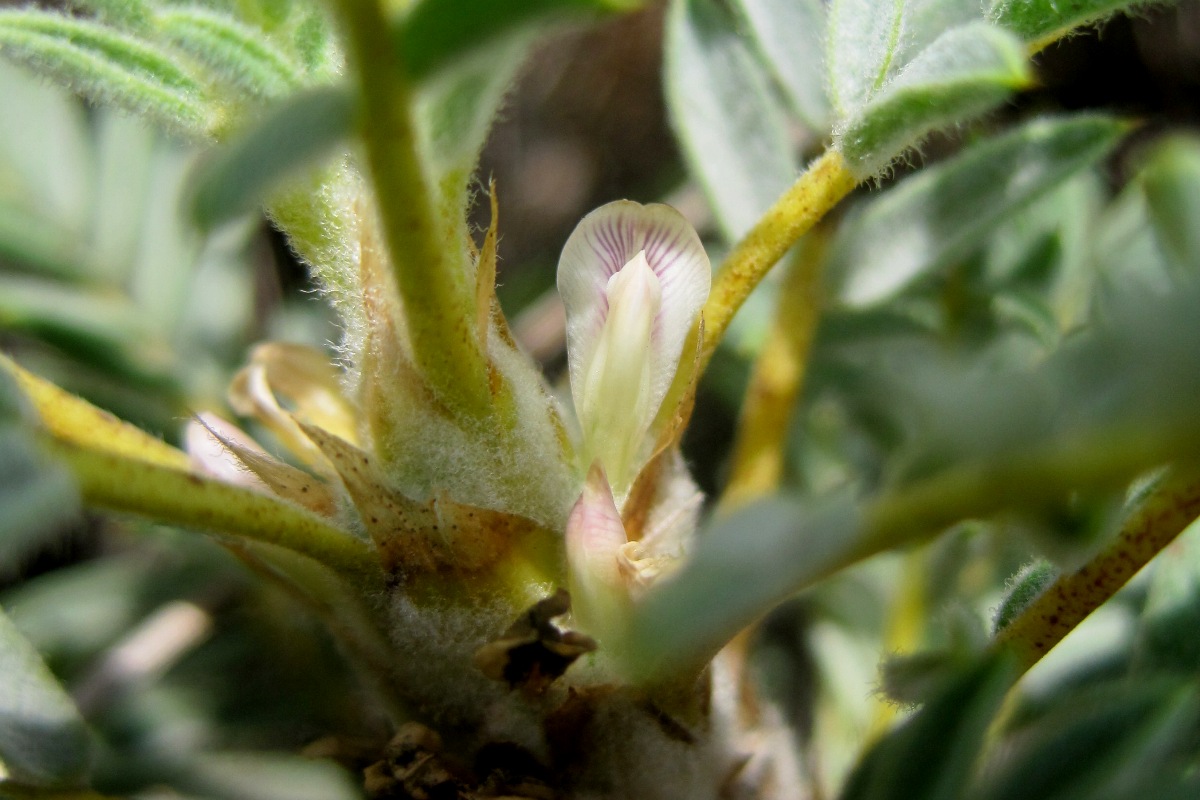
[557,201,710,485]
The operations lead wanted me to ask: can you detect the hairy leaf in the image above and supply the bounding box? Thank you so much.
[990,0,1154,48]
[0,9,213,133]
[191,85,354,228]
[402,0,638,81]
[840,653,1017,800]
[156,6,301,97]
[837,23,1030,175]
[826,0,982,117]
[833,115,1125,306]
[733,0,830,129]
[665,0,797,241]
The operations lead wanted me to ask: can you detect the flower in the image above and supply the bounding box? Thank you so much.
[557,201,711,492]
[558,201,710,639]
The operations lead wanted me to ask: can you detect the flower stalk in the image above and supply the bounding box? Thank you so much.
[656,149,856,435]
[332,0,491,418]
[718,233,828,511]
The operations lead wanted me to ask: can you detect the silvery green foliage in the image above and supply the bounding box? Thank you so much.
[0,0,336,137]
[0,607,93,786]
[665,0,797,241]
[830,115,1125,306]
[669,0,1163,198]
[0,61,261,431]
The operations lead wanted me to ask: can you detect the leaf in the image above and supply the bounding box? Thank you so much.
[155,6,301,98]
[401,0,638,82]
[989,0,1152,49]
[825,0,982,118]
[0,9,214,134]
[993,559,1057,633]
[840,653,1017,800]
[665,0,797,241]
[0,354,191,471]
[733,0,830,129]
[975,682,1199,800]
[1139,136,1200,277]
[622,493,862,679]
[832,115,1126,306]
[0,606,94,786]
[1132,519,1200,674]
[836,23,1031,175]
[190,85,355,229]
[0,61,92,238]
[415,28,533,183]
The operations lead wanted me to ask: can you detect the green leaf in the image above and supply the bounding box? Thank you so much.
[836,23,1031,175]
[832,115,1126,306]
[402,0,638,82]
[976,683,1199,800]
[840,653,1017,800]
[415,28,533,182]
[155,6,300,98]
[0,61,92,238]
[292,9,336,77]
[993,559,1057,633]
[1133,518,1200,674]
[1139,136,1200,277]
[0,9,214,133]
[733,0,830,129]
[825,0,982,118]
[989,0,1150,48]
[0,605,93,786]
[69,0,158,30]
[665,0,797,241]
[623,493,862,678]
[190,85,354,229]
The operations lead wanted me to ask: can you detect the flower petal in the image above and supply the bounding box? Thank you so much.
[228,342,358,471]
[565,462,631,638]
[558,201,710,468]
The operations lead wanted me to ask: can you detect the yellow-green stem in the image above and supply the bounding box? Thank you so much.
[719,234,827,511]
[656,150,855,432]
[42,435,380,579]
[857,425,1200,565]
[702,150,855,368]
[994,470,1200,672]
[333,0,490,418]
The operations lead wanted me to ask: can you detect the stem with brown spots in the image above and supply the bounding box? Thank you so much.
[994,469,1200,672]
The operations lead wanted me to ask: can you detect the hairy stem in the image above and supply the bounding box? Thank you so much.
[994,469,1200,672]
[719,234,827,511]
[657,151,855,430]
[41,435,380,579]
[332,0,490,417]
[702,150,855,368]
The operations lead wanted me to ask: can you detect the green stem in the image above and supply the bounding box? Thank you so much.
[42,435,380,579]
[654,150,856,434]
[332,0,490,418]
